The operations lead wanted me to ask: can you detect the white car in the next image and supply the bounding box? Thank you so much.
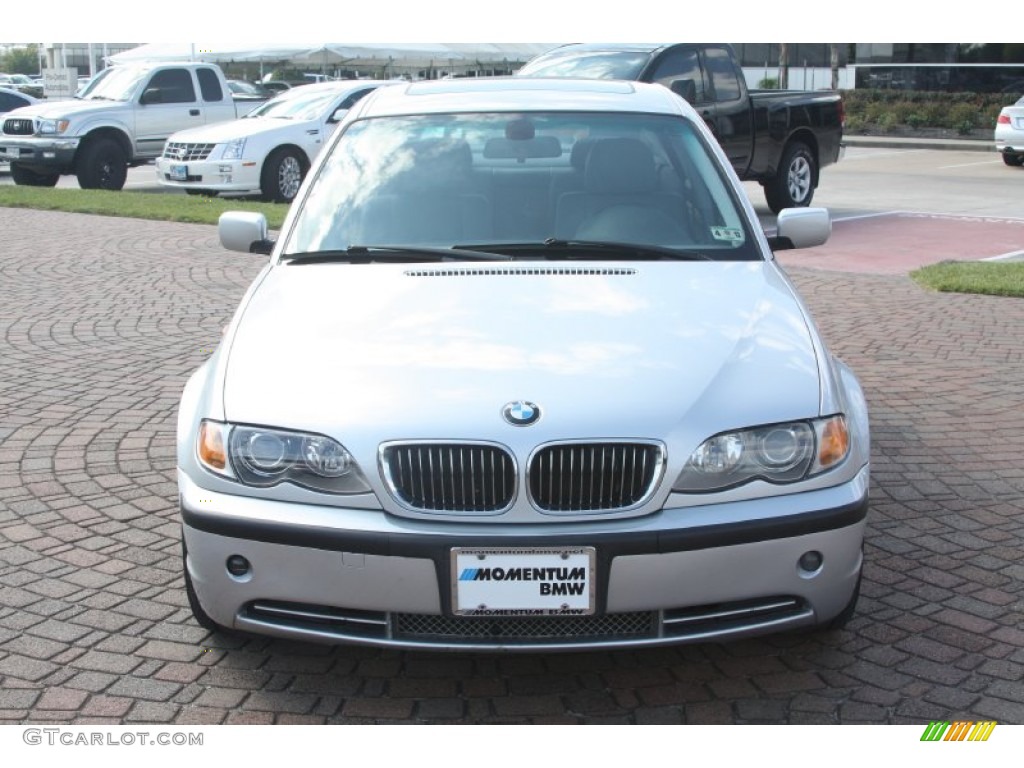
[155,80,391,201]
[178,78,870,650]
[995,96,1024,167]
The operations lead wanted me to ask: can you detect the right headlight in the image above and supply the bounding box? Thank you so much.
[197,420,371,494]
[221,137,247,160]
[672,415,850,493]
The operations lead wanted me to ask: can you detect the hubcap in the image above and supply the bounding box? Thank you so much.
[278,156,302,200]
[787,156,811,203]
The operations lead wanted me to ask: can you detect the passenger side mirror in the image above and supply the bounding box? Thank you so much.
[670,79,697,102]
[219,212,275,255]
[768,207,831,251]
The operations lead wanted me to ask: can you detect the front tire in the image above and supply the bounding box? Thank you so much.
[76,138,128,190]
[1002,153,1024,167]
[10,164,59,187]
[260,147,306,203]
[764,141,817,213]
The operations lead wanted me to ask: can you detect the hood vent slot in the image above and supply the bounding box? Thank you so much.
[405,267,636,278]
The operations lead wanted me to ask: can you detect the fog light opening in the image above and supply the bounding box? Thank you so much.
[798,550,823,577]
[226,555,251,579]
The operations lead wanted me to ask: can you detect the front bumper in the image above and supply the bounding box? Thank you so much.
[0,136,79,171]
[180,466,868,650]
[155,156,261,194]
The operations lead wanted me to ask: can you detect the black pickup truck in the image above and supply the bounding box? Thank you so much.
[517,43,845,213]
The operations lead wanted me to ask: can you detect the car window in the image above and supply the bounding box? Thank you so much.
[703,48,742,102]
[338,88,375,110]
[651,48,709,104]
[196,68,224,102]
[517,50,650,80]
[0,91,28,111]
[285,111,757,260]
[146,68,196,104]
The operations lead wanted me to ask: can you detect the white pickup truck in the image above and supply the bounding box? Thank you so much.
[0,62,239,190]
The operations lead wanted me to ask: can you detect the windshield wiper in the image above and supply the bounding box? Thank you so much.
[454,238,714,261]
[283,245,513,265]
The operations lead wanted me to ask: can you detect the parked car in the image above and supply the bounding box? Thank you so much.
[227,79,272,101]
[0,61,242,190]
[517,43,846,213]
[156,80,391,202]
[177,77,870,651]
[995,96,1024,167]
[0,73,43,99]
[0,86,39,116]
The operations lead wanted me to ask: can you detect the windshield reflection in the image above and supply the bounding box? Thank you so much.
[284,112,757,261]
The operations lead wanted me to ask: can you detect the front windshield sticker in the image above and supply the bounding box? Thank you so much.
[710,227,744,243]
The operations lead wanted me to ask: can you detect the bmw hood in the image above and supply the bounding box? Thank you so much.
[222,261,822,450]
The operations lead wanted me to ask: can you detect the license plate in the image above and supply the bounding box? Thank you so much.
[169,164,188,181]
[451,547,595,616]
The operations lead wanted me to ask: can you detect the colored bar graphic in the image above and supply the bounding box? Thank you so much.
[920,721,996,742]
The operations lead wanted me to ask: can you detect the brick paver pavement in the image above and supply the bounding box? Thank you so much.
[1,208,1022,724]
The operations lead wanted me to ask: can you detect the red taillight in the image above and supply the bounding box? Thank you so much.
[998,113,1011,124]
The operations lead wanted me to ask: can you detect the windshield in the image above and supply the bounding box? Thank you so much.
[517,50,651,80]
[81,65,150,101]
[245,87,341,120]
[284,111,757,262]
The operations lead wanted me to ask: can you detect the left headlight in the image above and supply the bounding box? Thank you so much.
[38,119,70,135]
[197,420,372,494]
[221,138,247,160]
[673,415,850,493]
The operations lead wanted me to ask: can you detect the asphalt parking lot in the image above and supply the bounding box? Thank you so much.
[0,148,1023,725]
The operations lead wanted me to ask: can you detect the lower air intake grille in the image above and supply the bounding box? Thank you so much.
[393,611,657,641]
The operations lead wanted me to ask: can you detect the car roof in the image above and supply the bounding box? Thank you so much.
[362,77,687,118]
[271,79,395,98]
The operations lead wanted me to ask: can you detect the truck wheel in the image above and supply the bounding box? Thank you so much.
[76,138,128,191]
[260,147,305,203]
[10,164,59,187]
[764,141,816,213]
[1002,153,1024,167]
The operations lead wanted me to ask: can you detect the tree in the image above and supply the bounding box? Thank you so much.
[1,45,41,75]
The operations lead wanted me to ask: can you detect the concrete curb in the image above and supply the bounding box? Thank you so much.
[843,136,994,152]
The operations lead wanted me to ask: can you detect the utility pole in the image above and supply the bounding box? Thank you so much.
[779,43,789,89]
[830,44,840,89]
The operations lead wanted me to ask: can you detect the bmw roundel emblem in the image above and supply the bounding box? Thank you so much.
[502,400,541,426]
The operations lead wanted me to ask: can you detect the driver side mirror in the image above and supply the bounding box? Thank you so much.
[219,212,275,255]
[140,87,163,105]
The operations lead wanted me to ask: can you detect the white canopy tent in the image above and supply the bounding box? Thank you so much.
[106,43,560,78]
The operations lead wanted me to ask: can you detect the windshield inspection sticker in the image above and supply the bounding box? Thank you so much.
[711,227,744,243]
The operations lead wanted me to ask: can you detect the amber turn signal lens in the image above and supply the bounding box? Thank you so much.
[198,421,227,470]
[818,416,850,468]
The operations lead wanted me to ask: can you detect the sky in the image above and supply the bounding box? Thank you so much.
[4,1,980,46]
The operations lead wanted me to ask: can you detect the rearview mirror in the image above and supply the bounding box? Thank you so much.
[769,207,831,251]
[219,212,274,255]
